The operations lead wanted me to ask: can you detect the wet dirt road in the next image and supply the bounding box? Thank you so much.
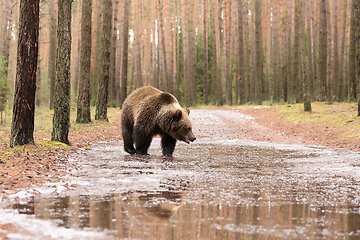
[3,109,360,239]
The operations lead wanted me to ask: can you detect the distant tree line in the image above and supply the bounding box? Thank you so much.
[0,0,359,146]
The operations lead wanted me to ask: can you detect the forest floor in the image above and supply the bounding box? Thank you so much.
[0,102,359,197]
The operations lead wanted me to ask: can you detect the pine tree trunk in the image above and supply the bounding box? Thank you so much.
[353,0,360,115]
[51,0,72,144]
[271,1,280,102]
[306,0,314,101]
[339,0,348,101]
[318,0,328,101]
[203,0,208,105]
[349,0,357,101]
[213,0,223,106]
[225,0,232,105]
[0,0,11,112]
[48,0,57,110]
[10,0,39,147]
[293,0,301,103]
[91,1,102,106]
[76,0,92,123]
[237,0,245,105]
[120,0,130,106]
[255,0,263,104]
[301,0,311,112]
[332,0,339,102]
[109,0,118,107]
[115,0,123,107]
[95,0,112,120]
[36,54,41,106]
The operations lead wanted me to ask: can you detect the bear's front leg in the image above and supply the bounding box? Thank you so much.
[161,134,176,157]
[134,131,152,155]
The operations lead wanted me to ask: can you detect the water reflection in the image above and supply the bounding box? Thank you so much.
[10,140,360,239]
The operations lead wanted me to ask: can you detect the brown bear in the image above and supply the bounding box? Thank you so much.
[121,86,196,156]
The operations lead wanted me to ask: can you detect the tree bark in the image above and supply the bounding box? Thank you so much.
[318,0,328,101]
[349,0,357,101]
[212,0,223,106]
[225,0,232,105]
[236,0,244,105]
[255,0,263,104]
[10,0,39,147]
[51,0,72,144]
[95,0,112,120]
[203,0,208,105]
[76,0,92,123]
[48,0,57,110]
[353,0,360,115]
[120,0,130,107]
[339,0,348,101]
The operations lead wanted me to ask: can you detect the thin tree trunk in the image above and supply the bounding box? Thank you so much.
[36,54,41,106]
[237,0,245,105]
[306,0,314,101]
[51,0,72,144]
[353,0,360,115]
[349,0,357,101]
[301,0,311,111]
[272,1,280,102]
[109,0,118,107]
[76,0,92,123]
[213,0,223,106]
[91,0,102,105]
[339,0,348,101]
[95,0,112,120]
[120,0,130,106]
[225,0,232,105]
[332,0,339,101]
[115,0,123,107]
[203,0,208,105]
[318,0,328,101]
[48,0,57,110]
[255,0,263,104]
[10,0,39,147]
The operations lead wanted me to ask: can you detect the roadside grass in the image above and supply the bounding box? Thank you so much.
[0,106,121,152]
[277,101,360,139]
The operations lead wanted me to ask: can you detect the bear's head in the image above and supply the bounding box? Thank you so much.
[158,107,196,144]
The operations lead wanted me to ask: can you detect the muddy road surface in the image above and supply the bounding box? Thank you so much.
[2,108,360,239]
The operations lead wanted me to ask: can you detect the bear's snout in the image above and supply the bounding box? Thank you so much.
[185,133,196,144]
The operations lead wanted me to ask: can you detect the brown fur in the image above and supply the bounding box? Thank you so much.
[121,86,196,156]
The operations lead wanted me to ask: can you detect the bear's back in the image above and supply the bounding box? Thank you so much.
[123,86,179,121]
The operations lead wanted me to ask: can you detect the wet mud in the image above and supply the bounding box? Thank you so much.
[3,109,360,239]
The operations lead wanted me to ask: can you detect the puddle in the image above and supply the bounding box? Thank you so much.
[3,138,360,239]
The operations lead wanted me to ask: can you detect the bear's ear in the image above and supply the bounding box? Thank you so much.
[174,109,182,120]
[186,108,190,115]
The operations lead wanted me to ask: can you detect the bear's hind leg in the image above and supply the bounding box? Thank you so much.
[161,134,176,157]
[122,120,136,154]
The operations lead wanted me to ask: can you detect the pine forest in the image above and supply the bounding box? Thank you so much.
[0,0,360,114]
